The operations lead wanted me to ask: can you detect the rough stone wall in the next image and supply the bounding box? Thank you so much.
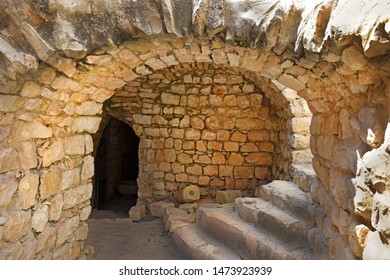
[105,64,291,203]
[1,0,390,260]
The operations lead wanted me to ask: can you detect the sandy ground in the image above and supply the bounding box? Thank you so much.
[85,210,186,260]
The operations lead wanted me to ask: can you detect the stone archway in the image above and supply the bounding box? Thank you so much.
[1,0,390,260]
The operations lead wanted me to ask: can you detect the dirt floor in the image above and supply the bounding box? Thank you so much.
[85,196,186,260]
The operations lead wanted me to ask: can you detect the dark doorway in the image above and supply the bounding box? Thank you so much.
[93,118,140,215]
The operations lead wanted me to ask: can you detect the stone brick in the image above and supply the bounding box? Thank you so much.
[212,152,225,164]
[227,153,244,165]
[0,95,23,112]
[241,143,259,152]
[247,129,269,142]
[224,141,239,152]
[12,120,53,142]
[49,194,64,221]
[198,176,210,186]
[177,153,193,164]
[196,155,211,164]
[201,130,216,140]
[63,183,92,209]
[18,173,39,210]
[217,130,230,141]
[133,114,152,125]
[17,141,38,169]
[32,204,49,232]
[81,155,94,181]
[219,165,233,177]
[71,117,101,133]
[161,92,180,105]
[208,141,222,151]
[56,216,80,246]
[255,167,271,179]
[231,131,246,142]
[234,166,254,178]
[0,173,18,212]
[187,164,203,175]
[20,81,41,97]
[190,117,205,129]
[210,178,225,187]
[176,173,188,182]
[341,46,368,71]
[258,142,274,152]
[171,128,184,138]
[245,153,273,165]
[185,128,201,140]
[40,166,61,200]
[235,118,261,130]
[40,139,65,168]
[204,165,218,176]
[3,210,31,242]
[75,101,102,115]
[205,116,221,130]
[0,145,20,172]
[163,149,176,162]
[60,168,80,191]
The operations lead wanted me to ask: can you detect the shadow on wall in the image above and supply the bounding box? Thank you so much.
[93,117,140,212]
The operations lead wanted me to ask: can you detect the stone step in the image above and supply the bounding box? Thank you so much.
[255,180,314,220]
[171,222,242,260]
[290,164,321,193]
[197,205,313,260]
[235,197,314,244]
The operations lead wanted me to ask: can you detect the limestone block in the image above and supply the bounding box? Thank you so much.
[75,101,103,115]
[51,76,82,91]
[246,153,273,165]
[224,142,239,152]
[175,185,200,203]
[161,92,180,105]
[150,201,175,217]
[56,216,80,246]
[217,130,230,141]
[20,81,41,97]
[203,165,218,176]
[40,166,61,200]
[32,204,49,232]
[63,135,85,155]
[17,141,38,170]
[145,58,166,70]
[216,190,242,204]
[133,114,152,125]
[71,116,101,133]
[201,130,216,140]
[18,173,39,210]
[227,153,244,165]
[179,203,198,214]
[81,155,94,181]
[37,226,57,255]
[235,118,261,130]
[186,164,202,175]
[185,128,201,140]
[205,116,221,130]
[234,166,254,178]
[0,173,18,212]
[60,168,81,191]
[76,222,89,241]
[129,205,146,221]
[0,145,20,172]
[49,194,64,221]
[219,165,233,177]
[212,152,225,164]
[63,183,92,209]
[241,143,260,153]
[3,210,31,242]
[277,73,306,91]
[40,139,65,167]
[341,46,367,72]
[0,95,23,112]
[177,153,192,164]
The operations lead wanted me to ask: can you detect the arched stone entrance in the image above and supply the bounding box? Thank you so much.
[1,0,390,260]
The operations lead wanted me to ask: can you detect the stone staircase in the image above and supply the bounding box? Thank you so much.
[163,164,320,260]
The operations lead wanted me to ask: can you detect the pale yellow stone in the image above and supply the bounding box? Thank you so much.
[3,210,31,242]
[40,166,61,200]
[20,81,41,97]
[0,145,20,172]
[71,116,101,133]
[32,204,49,232]
[40,139,65,167]
[18,173,39,209]
[75,101,103,115]
[48,193,64,222]
[81,155,94,181]
[56,216,80,246]
[63,183,92,209]
[0,173,18,212]
[63,135,85,155]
